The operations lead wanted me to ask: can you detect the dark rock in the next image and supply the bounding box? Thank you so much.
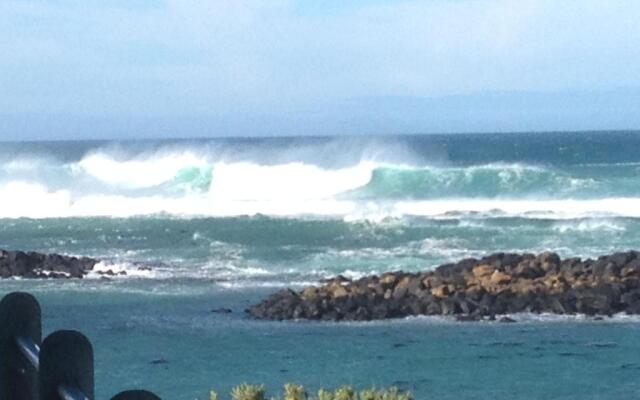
[440,298,458,315]
[456,314,481,322]
[321,274,351,285]
[0,249,98,279]
[211,308,233,314]
[513,261,545,279]
[247,250,640,321]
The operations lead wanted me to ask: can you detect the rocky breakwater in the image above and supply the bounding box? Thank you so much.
[0,249,99,278]
[248,251,640,321]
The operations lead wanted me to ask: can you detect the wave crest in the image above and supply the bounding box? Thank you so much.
[1,144,640,219]
[72,151,209,189]
[352,164,595,199]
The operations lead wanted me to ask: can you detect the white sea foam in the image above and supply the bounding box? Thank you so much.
[86,261,163,279]
[1,158,50,172]
[319,238,472,263]
[395,312,640,325]
[1,146,640,219]
[216,281,316,289]
[208,264,272,279]
[552,219,627,233]
[72,151,209,188]
[392,198,640,220]
[209,161,374,201]
[0,181,73,219]
[2,182,640,219]
[490,312,640,324]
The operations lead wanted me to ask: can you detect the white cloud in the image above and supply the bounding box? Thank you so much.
[1,0,639,137]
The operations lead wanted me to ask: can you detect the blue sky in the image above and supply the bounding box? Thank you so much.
[1,0,640,140]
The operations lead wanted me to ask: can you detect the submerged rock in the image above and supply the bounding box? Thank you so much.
[248,250,640,321]
[0,249,99,278]
[211,308,233,314]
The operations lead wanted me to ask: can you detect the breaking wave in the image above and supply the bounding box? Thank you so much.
[352,164,597,199]
[1,142,640,219]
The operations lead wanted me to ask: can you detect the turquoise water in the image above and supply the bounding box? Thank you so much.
[3,280,640,400]
[2,132,640,399]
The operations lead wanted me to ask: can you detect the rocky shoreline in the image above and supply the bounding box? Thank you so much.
[248,251,640,321]
[0,249,99,278]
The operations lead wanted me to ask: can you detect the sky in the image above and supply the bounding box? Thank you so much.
[1,0,640,140]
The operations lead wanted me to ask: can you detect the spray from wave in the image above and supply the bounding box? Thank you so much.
[1,139,640,219]
[72,151,210,189]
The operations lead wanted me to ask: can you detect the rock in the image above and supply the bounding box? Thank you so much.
[440,298,457,315]
[379,273,398,287]
[321,275,350,285]
[328,284,349,298]
[422,275,443,289]
[392,276,413,300]
[537,252,561,272]
[407,277,425,297]
[472,264,494,278]
[246,289,301,320]
[499,317,517,323]
[424,300,442,315]
[543,276,568,294]
[490,270,512,284]
[247,250,640,321]
[513,261,544,279]
[392,286,408,300]
[301,286,319,299]
[431,284,453,299]
[620,288,640,306]
[0,249,98,279]
[456,314,481,322]
[510,278,538,295]
[211,308,233,314]
[436,260,475,277]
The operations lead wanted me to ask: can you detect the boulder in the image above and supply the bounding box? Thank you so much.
[0,249,98,279]
[472,264,494,278]
[490,270,512,284]
[248,250,640,321]
[431,284,453,299]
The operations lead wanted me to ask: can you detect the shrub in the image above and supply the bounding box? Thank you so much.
[334,386,356,400]
[316,388,333,400]
[210,383,412,400]
[231,384,266,400]
[381,387,412,400]
[284,383,307,400]
[358,389,378,400]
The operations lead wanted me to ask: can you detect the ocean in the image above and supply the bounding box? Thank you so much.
[1,131,640,399]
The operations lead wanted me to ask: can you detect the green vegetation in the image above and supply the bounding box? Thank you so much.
[209,384,413,400]
[231,384,266,400]
[284,383,307,400]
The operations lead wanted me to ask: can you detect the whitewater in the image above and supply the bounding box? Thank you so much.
[0,132,639,284]
[2,133,640,219]
[3,132,640,399]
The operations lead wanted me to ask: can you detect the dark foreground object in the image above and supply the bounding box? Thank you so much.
[0,292,41,400]
[1,292,161,399]
[0,249,98,278]
[248,251,640,321]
